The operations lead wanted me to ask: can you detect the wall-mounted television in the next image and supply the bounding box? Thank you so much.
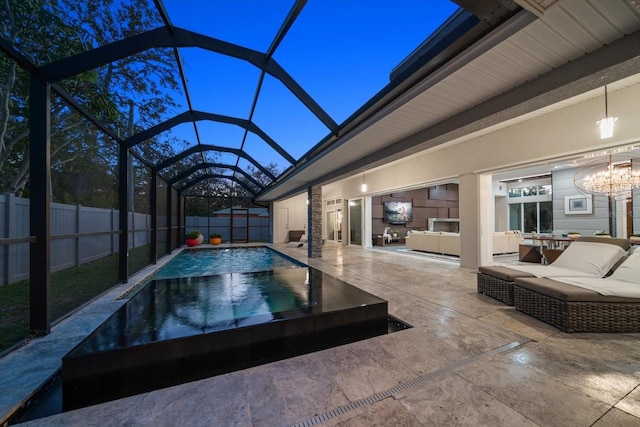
[383,201,412,224]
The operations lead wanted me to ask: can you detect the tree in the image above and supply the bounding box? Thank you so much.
[0,0,108,196]
[242,161,282,192]
[0,0,183,204]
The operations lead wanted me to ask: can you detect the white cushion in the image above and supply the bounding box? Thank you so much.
[551,241,626,277]
[609,250,640,283]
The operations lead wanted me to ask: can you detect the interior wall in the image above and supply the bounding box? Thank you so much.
[370,185,459,236]
[273,193,307,243]
[493,180,508,231]
[552,168,609,235]
[494,197,508,231]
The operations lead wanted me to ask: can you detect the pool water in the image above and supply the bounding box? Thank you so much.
[151,247,304,280]
[79,270,313,353]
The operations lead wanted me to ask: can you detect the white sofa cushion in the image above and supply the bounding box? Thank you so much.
[609,250,640,283]
[552,241,626,277]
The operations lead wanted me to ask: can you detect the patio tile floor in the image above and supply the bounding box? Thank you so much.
[2,242,639,426]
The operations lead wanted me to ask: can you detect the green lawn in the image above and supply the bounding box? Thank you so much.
[0,245,153,353]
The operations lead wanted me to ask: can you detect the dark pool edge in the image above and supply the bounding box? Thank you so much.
[12,315,412,425]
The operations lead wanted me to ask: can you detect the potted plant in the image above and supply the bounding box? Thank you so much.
[209,233,222,245]
[595,231,611,238]
[630,234,640,243]
[567,231,581,239]
[185,231,200,247]
[192,230,204,245]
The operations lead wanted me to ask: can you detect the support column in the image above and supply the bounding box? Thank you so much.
[608,196,614,236]
[459,173,493,269]
[167,184,173,252]
[308,185,322,258]
[150,173,157,263]
[5,192,15,285]
[178,192,184,245]
[118,143,129,283]
[268,201,274,243]
[29,76,51,335]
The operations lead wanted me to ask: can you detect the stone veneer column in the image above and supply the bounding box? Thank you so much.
[308,185,322,258]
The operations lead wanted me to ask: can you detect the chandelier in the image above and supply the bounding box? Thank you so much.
[576,155,640,200]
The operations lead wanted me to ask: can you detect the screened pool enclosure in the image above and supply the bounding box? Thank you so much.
[0,0,521,349]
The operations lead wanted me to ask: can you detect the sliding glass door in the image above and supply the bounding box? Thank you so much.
[349,200,362,245]
[326,209,343,242]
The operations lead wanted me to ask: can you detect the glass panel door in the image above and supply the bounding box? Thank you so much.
[326,211,336,241]
[509,204,521,231]
[523,202,537,233]
[539,201,553,233]
[336,209,342,242]
[231,208,248,242]
[349,200,362,245]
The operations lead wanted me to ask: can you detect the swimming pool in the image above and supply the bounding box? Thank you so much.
[150,246,305,280]
[62,247,389,410]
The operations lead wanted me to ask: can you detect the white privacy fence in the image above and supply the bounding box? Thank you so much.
[0,194,271,285]
[0,194,154,285]
[185,215,270,243]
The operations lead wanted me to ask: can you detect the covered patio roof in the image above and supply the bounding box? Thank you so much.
[1,0,550,200]
[258,0,640,201]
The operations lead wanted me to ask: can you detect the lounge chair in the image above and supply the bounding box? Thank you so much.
[477,236,630,305]
[513,250,640,332]
[285,233,309,248]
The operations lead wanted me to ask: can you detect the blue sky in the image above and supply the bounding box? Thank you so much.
[161,1,458,172]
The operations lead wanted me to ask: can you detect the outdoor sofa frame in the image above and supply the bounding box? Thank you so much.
[476,236,631,306]
[513,277,640,333]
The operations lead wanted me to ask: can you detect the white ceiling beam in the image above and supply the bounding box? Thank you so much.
[513,0,556,17]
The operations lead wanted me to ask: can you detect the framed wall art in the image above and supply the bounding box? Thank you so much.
[564,194,592,215]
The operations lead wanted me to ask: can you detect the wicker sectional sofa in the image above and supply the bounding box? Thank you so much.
[477,236,630,305]
[478,236,640,333]
[513,276,640,332]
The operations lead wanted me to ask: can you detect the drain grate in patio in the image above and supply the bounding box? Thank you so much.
[290,341,525,427]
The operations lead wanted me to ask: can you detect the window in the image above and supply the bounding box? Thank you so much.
[524,202,537,233]
[509,201,554,233]
[509,204,522,231]
[508,188,521,198]
[538,185,552,195]
[539,201,553,232]
[507,180,553,233]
